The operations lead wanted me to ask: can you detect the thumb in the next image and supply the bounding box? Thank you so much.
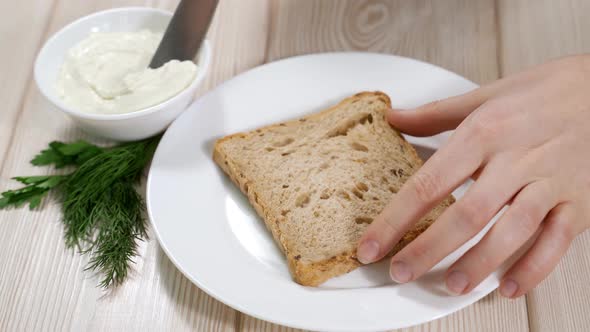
[387,89,488,136]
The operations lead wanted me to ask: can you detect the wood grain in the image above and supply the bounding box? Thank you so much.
[0,0,269,331]
[0,0,56,168]
[239,292,529,332]
[498,1,590,331]
[87,2,271,330]
[498,0,590,74]
[250,1,523,330]
[1,0,589,331]
[266,0,499,84]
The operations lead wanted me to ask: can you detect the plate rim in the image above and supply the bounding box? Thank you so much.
[146,51,493,332]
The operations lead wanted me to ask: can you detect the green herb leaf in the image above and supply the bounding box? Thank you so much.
[28,194,44,209]
[14,175,52,185]
[75,146,105,165]
[58,140,98,156]
[0,196,9,208]
[61,136,158,287]
[84,181,147,287]
[37,176,66,189]
[31,140,104,168]
[0,175,67,210]
[31,143,67,167]
[1,135,160,287]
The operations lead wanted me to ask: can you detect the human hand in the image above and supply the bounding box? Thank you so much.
[357,55,590,298]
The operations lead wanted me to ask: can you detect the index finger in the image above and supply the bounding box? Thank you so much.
[356,132,483,264]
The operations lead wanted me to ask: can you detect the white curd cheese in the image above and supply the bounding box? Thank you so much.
[56,30,197,114]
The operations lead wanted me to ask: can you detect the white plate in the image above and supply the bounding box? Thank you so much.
[147,53,503,332]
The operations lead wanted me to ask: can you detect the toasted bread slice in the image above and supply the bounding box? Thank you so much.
[213,92,454,286]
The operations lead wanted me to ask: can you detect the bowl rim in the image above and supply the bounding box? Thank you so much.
[33,6,212,121]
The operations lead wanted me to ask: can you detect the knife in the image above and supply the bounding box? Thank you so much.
[149,0,219,68]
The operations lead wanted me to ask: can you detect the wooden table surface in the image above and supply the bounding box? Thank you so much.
[1,0,589,331]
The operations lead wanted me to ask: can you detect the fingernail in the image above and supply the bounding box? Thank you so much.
[446,271,470,295]
[390,261,413,283]
[500,279,519,298]
[357,240,379,264]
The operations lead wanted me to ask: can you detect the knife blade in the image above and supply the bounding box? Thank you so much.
[150,0,219,68]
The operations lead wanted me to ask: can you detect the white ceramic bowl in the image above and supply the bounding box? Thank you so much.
[34,7,211,141]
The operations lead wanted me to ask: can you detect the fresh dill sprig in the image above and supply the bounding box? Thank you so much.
[0,136,160,288]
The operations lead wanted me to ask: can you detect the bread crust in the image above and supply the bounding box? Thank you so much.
[213,91,453,286]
